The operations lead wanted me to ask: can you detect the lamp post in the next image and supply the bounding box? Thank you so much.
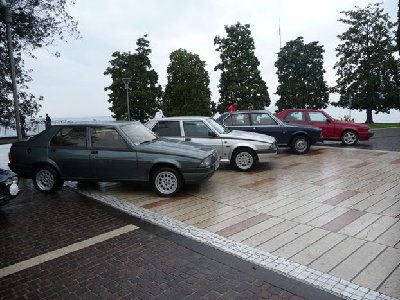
[1,0,22,140]
[122,78,131,121]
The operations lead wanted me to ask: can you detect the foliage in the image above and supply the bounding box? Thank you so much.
[162,49,212,117]
[0,0,79,128]
[333,3,399,123]
[275,37,329,111]
[397,0,400,56]
[214,22,270,112]
[104,35,162,122]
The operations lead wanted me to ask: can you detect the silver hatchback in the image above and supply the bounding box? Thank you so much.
[146,117,278,171]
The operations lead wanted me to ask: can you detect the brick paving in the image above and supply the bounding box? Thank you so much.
[0,183,334,300]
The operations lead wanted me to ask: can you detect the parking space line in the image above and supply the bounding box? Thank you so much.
[0,225,138,279]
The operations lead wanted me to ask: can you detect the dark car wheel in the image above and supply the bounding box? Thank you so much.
[291,135,310,154]
[152,167,183,197]
[341,130,359,146]
[231,148,256,171]
[33,165,64,194]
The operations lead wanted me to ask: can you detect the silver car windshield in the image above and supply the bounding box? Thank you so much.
[120,123,157,145]
[206,118,229,134]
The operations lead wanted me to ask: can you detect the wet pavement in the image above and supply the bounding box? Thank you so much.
[76,145,400,300]
[0,183,334,300]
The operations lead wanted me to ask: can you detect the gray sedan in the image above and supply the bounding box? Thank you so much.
[8,122,219,197]
[146,117,277,171]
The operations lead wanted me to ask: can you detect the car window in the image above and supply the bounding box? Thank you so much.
[224,113,250,126]
[153,121,181,137]
[183,121,210,137]
[50,127,87,148]
[251,113,277,125]
[90,127,129,151]
[309,112,327,122]
[284,111,305,122]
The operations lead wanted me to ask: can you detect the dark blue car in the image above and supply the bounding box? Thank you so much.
[215,110,323,154]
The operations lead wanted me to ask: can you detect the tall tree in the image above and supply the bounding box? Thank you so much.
[163,49,212,117]
[334,3,399,123]
[214,22,270,112]
[275,37,329,110]
[0,0,79,128]
[104,35,162,122]
[397,0,400,56]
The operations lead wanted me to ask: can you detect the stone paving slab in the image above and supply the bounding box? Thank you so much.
[74,146,400,300]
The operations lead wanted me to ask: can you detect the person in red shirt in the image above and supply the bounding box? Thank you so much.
[228,101,238,112]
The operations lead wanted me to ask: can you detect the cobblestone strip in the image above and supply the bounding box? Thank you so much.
[0,224,137,279]
[76,188,398,300]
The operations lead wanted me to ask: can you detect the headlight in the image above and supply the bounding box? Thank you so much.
[269,141,277,150]
[200,155,213,167]
[5,176,18,186]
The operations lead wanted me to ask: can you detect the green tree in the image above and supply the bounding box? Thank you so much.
[333,3,399,123]
[0,0,79,128]
[104,35,162,122]
[214,22,270,112]
[397,0,400,56]
[163,49,212,116]
[275,37,329,110]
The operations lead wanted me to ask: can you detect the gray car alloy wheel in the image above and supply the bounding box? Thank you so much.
[233,149,256,171]
[155,170,179,195]
[35,169,56,191]
[341,130,358,145]
[291,135,310,154]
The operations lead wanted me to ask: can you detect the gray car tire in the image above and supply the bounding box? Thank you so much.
[291,135,310,155]
[33,165,64,194]
[231,148,256,171]
[152,167,183,197]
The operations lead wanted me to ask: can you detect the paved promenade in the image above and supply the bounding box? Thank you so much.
[76,146,400,299]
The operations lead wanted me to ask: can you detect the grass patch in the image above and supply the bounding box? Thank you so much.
[368,123,400,129]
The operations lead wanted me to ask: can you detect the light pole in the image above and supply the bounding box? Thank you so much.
[1,0,22,140]
[122,78,131,121]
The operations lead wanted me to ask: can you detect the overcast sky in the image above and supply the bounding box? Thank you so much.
[23,0,398,122]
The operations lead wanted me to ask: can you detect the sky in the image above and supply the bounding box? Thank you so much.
[22,0,399,123]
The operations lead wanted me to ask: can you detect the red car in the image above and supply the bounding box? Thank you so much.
[276,109,374,146]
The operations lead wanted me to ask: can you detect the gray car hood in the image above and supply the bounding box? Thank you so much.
[139,138,214,159]
[220,130,276,144]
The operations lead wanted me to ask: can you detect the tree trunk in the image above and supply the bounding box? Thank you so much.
[365,108,374,124]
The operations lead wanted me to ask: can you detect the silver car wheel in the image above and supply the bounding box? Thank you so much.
[294,138,307,152]
[155,171,178,195]
[36,169,55,191]
[235,151,254,170]
[342,131,358,145]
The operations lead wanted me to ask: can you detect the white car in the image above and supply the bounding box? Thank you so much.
[146,116,277,171]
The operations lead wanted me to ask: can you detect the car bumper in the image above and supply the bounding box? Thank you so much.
[256,149,278,162]
[181,165,216,184]
[8,162,32,178]
[359,132,374,140]
[311,136,324,144]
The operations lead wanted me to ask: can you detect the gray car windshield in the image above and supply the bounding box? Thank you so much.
[120,123,157,145]
[206,118,229,134]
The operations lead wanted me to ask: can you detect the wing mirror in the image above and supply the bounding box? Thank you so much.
[208,131,218,137]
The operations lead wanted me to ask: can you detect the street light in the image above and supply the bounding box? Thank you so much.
[1,0,22,140]
[122,78,131,121]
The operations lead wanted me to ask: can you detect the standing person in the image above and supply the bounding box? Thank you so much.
[45,114,51,130]
[228,101,238,112]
